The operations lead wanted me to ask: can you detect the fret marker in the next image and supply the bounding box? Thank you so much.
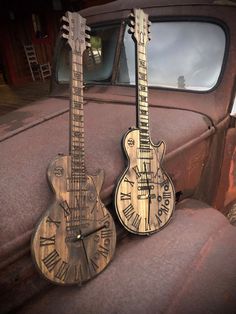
[139,95,147,102]
[139,73,146,80]
[139,59,146,67]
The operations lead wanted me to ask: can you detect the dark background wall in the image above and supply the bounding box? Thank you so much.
[0,0,112,85]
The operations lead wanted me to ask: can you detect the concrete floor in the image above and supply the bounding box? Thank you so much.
[0,80,50,116]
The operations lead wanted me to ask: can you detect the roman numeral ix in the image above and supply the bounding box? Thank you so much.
[40,235,56,247]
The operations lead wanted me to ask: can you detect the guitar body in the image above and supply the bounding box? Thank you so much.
[115,128,175,235]
[32,155,116,285]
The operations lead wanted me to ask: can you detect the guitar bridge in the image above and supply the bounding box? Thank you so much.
[66,177,87,191]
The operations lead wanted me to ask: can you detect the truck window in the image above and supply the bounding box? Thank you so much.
[118,21,226,91]
[57,25,120,84]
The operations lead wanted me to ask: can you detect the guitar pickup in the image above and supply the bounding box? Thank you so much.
[138,172,154,183]
[137,148,153,159]
[137,194,156,200]
[138,185,154,191]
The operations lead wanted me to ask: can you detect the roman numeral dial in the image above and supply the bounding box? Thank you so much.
[115,140,175,235]
[32,193,116,285]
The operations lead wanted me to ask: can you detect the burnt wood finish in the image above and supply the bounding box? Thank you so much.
[31,12,116,285]
[115,8,175,235]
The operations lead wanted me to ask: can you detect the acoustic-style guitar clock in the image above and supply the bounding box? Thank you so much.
[31,12,116,285]
[115,8,175,235]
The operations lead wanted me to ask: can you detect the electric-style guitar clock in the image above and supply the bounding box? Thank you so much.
[31,12,116,285]
[115,8,175,235]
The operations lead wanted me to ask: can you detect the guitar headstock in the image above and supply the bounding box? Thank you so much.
[128,8,151,46]
[61,11,91,53]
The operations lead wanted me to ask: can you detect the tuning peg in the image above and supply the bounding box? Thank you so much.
[127,19,134,28]
[61,32,69,40]
[129,12,135,22]
[86,42,91,48]
[61,24,69,33]
[65,11,72,18]
[148,35,151,41]
[85,25,91,32]
[128,27,134,34]
[85,33,90,39]
[148,20,152,26]
[61,15,69,24]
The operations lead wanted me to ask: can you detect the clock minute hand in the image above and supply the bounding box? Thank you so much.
[76,224,106,240]
[144,162,151,225]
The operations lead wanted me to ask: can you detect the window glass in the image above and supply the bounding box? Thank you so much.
[84,25,119,82]
[32,14,48,39]
[56,25,119,84]
[118,22,226,91]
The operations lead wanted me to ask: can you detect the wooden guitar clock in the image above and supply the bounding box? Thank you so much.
[115,8,175,235]
[31,12,116,285]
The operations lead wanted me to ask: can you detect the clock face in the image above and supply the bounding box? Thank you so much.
[32,200,116,285]
[115,130,175,235]
[116,169,175,235]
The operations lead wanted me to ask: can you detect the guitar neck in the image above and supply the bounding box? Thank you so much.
[136,41,149,148]
[70,50,85,178]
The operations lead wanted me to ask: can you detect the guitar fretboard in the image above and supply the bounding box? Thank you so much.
[135,15,150,149]
[70,50,85,180]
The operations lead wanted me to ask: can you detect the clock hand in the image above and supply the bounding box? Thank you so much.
[80,224,106,239]
[81,237,92,277]
[144,162,151,225]
[74,224,106,241]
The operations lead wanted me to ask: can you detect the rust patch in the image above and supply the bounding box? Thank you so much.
[214,128,236,213]
[225,146,236,207]
[227,203,236,225]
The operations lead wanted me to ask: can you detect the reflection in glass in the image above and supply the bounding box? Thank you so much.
[57,25,119,84]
